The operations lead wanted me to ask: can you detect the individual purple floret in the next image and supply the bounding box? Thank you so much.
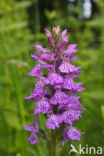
[34,97,51,115]
[62,126,82,145]
[24,115,39,144]
[24,26,84,146]
[50,89,69,105]
[46,114,62,129]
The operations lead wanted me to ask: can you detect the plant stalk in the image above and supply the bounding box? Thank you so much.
[50,129,56,156]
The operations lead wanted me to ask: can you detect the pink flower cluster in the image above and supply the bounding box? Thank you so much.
[24,26,84,145]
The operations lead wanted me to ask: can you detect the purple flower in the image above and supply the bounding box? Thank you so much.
[44,29,55,49]
[62,109,81,125]
[50,89,69,106]
[46,114,62,129]
[63,76,84,92]
[44,28,51,37]
[61,29,67,39]
[25,80,45,101]
[63,126,82,145]
[69,55,78,62]
[67,127,82,140]
[31,53,55,62]
[41,53,55,62]
[44,72,63,87]
[33,45,51,53]
[59,36,69,49]
[31,53,41,61]
[63,44,78,56]
[66,94,81,109]
[59,61,76,73]
[25,26,85,145]
[28,64,42,78]
[28,132,38,144]
[24,115,39,144]
[34,97,51,115]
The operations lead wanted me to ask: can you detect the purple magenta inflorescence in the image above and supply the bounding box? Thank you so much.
[24,26,85,145]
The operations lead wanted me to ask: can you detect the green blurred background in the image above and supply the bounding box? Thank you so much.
[0,0,104,156]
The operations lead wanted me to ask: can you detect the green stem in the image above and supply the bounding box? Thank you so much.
[50,129,56,156]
